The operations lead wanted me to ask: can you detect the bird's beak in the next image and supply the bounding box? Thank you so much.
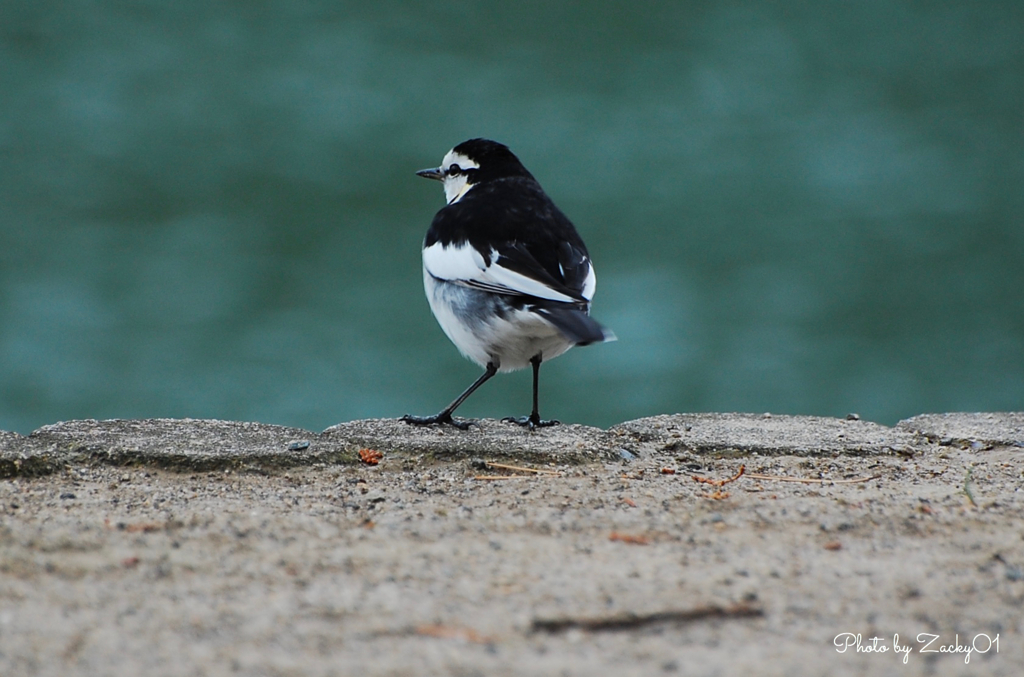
[416,167,445,181]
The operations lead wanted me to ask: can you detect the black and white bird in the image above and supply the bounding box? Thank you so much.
[401,138,615,430]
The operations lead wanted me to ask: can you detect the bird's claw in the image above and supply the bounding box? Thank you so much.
[501,415,560,430]
[401,413,474,430]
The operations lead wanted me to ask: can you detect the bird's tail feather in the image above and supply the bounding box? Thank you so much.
[536,307,616,346]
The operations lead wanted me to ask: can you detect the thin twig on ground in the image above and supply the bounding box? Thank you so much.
[692,464,745,487]
[473,475,529,481]
[609,532,649,545]
[531,603,763,633]
[415,624,494,643]
[744,473,880,485]
[483,461,561,476]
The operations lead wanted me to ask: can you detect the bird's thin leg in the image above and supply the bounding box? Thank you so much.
[503,354,560,429]
[402,362,498,430]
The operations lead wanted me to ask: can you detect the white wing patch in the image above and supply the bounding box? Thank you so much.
[423,241,580,304]
[422,240,488,282]
[480,250,580,303]
[581,263,596,301]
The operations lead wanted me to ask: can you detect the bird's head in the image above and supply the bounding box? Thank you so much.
[417,138,534,204]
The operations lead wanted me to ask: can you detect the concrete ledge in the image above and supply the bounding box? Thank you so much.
[897,412,1024,447]
[0,429,57,478]
[611,413,927,457]
[323,417,615,464]
[22,418,338,474]
[3,412,1022,675]
[2,412,1020,478]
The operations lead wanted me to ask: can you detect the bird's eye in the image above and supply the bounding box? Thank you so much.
[447,164,462,175]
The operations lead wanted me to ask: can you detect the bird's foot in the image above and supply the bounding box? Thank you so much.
[501,415,560,430]
[400,412,474,431]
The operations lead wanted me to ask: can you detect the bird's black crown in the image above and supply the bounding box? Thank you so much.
[452,138,535,183]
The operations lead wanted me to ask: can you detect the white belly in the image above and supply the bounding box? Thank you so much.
[424,269,574,372]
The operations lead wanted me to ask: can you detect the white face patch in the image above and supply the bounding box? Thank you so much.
[440,150,480,204]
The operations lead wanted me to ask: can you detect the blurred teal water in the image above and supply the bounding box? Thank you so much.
[1,2,1022,434]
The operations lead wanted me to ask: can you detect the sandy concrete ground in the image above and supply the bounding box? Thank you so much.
[1,413,1022,676]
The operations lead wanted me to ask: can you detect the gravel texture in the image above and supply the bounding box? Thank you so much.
[1,413,1022,676]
